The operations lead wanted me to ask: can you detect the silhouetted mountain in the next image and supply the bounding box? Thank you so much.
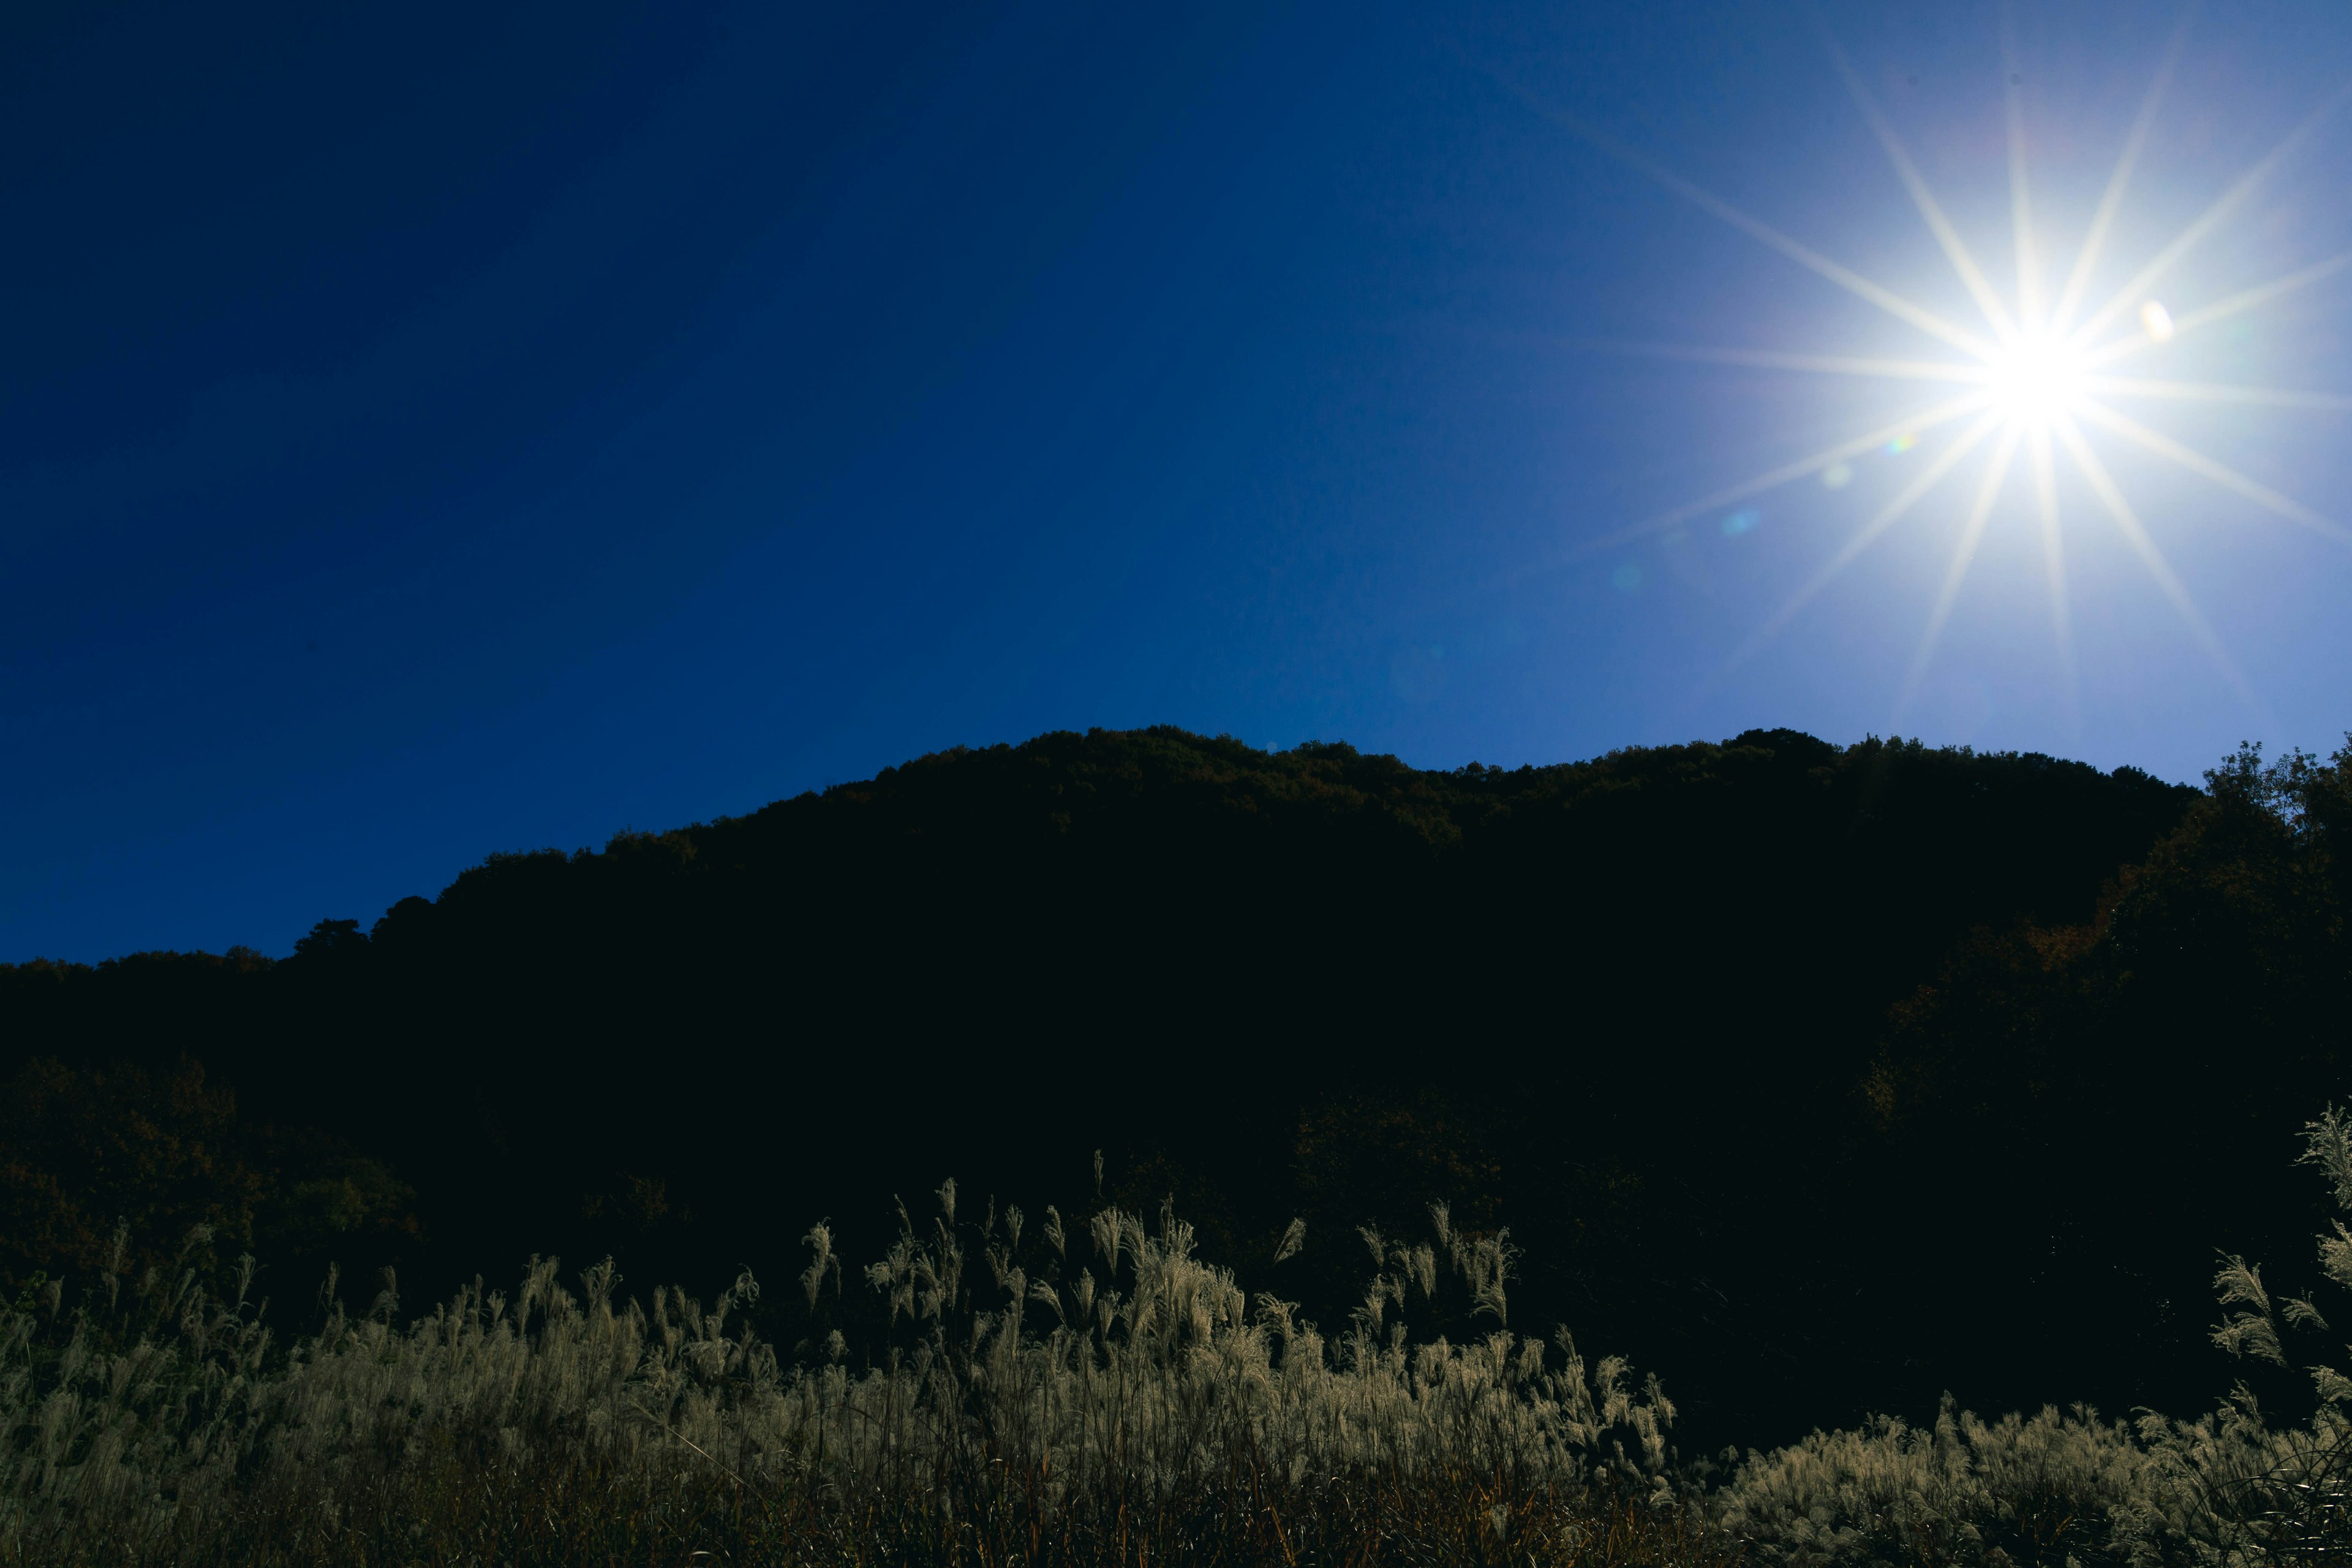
[9,724,2348,1454]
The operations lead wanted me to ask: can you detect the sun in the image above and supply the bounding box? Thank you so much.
[1985,334,2088,428]
[1534,9,2352,719]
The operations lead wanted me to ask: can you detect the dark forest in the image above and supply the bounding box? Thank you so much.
[12,723,2348,1471]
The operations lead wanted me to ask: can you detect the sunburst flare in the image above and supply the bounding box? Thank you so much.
[1555,6,2352,722]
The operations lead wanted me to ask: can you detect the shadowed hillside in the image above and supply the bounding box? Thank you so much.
[9,724,2348,1453]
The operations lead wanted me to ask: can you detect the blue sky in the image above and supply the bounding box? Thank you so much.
[8,0,2351,961]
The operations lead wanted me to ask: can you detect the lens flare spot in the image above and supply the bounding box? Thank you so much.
[1721,508,1762,536]
[2139,299,2175,343]
[1820,462,1854,489]
[1885,432,1917,454]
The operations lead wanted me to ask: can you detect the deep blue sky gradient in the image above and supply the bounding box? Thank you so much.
[9,1,2352,960]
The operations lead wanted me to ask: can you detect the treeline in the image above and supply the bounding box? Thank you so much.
[4,725,2347,1453]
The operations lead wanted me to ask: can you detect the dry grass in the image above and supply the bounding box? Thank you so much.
[20,1112,2352,1568]
[3,1189,1707,1567]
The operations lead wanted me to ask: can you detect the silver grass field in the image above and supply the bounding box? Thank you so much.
[11,1124,2352,1567]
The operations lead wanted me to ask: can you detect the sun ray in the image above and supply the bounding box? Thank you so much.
[2167,249,2352,337]
[1512,91,2001,360]
[2026,425,2081,737]
[2001,3,2043,334]
[2079,249,2352,369]
[1816,15,2018,342]
[2048,4,2195,336]
[1580,391,1992,554]
[1609,343,1988,383]
[2070,399,2352,547]
[1726,409,2005,668]
[2080,375,2352,413]
[2069,75,2352,348]
[1898,425,2024,714]
[2052,414,2261,710]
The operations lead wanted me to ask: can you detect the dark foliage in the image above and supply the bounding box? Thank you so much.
[0,1052,415,1292]
[1863,737,2352,1433]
